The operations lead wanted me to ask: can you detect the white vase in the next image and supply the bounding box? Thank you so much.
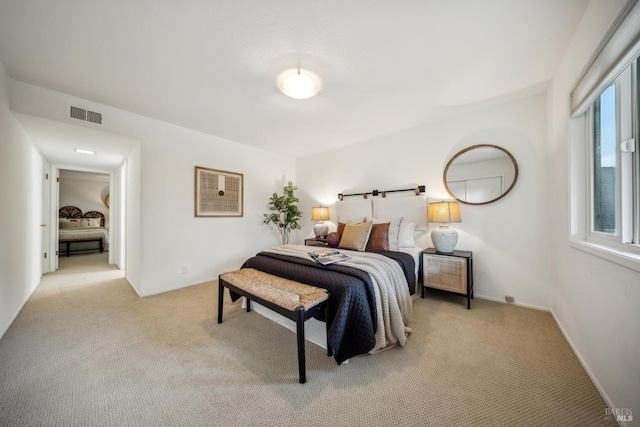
[313,222,328,238]
[431,225,458,253]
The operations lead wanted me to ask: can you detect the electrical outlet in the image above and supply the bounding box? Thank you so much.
[505,295,515,303]
[180,266,187,275]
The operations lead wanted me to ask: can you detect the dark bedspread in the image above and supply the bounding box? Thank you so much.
[239,250,415,364]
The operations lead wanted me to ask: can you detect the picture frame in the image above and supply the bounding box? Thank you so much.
[194,166,244,217]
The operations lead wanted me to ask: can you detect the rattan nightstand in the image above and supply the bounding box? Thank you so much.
[421,248,473,309]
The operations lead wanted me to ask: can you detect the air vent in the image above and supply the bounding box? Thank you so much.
[68,105,103,125]
[86,110,102,124]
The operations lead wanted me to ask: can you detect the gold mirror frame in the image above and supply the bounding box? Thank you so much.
[443,144,518,205]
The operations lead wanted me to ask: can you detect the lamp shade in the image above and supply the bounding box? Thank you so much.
[428,201,461,224]
[311,206,330,221]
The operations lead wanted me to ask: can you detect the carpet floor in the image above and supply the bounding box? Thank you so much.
[0,253,615,426]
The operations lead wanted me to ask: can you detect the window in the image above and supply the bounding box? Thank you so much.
[569,2,640,268]
[592,84,617,235]
[586,58,639,250]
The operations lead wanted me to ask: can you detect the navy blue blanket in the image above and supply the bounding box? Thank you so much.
[240,250,415,364]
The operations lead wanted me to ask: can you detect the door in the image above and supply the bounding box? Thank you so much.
[41,159,50,275]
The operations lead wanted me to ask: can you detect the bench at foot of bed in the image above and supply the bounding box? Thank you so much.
[59,238,104,257]
[218,268,330,384]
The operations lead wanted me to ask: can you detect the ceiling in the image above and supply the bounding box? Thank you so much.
[13,113,140,170]
[0,0,589,160]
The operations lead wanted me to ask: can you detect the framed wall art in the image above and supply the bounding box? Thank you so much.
[194,166,244,217]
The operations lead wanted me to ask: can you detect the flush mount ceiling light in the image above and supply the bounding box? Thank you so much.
[278,69,320,100]
[75,148,95,155]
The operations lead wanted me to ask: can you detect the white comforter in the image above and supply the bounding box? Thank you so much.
[264,244,412,353]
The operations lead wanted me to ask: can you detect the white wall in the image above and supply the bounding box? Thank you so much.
[297,93,551,309]
[113,160,126,270]
[125,145,141,294]
[59,170,110,226]
[136,119,296,296]
[9,81,296,297]
[548,0,639,416]
[0,62,43,338]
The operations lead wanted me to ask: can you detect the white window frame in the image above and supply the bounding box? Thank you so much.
[574,58,640,268]
[586,82,620,245]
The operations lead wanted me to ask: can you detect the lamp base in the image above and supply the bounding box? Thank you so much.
[314,223,329,238]
[431,225,458,253]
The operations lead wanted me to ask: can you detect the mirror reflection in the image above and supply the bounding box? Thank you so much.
[444,145,518,205]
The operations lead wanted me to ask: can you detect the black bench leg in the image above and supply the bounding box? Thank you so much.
[246,298,251,312]
[100,239,104,253]
[217,280,224,324]
[296,308,306,384]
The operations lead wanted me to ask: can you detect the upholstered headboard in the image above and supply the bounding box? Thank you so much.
[334,194,428,249]
[59,206,105,227]
[373,195,427,231]
[59,205,83,219]
[335,199,373,223]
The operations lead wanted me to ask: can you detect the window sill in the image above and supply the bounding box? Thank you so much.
[569,239,640,273]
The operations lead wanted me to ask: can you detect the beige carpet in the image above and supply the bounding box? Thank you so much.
[0,253,614,426]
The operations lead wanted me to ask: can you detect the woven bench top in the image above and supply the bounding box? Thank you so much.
[220,268,328,311]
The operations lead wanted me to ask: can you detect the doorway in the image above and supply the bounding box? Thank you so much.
[45,163,127,278]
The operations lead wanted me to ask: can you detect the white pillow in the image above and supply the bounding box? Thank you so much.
[372,217,402,251]
[63,219,82,229]
[398,222,416,248]
[82,218,102,228]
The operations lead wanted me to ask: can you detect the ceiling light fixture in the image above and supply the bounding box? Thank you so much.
[278,68,320,100]
[75,148,95,155]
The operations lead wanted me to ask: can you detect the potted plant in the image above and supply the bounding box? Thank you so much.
[263,181,303,245]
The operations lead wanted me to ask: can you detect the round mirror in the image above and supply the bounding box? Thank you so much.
[444,144,518,205]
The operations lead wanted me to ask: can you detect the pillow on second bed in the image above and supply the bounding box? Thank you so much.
[61,219,83,229]
[338,221,373,251]
[82,218,102,228]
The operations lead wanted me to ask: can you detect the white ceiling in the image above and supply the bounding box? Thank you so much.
[0,0,589,159]
[13,113,139,170]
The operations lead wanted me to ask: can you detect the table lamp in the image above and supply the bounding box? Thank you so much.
[427,201,462,253]
[311,206,330,238]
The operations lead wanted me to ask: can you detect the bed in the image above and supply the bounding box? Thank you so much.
[239,193,427,364]
[58,206,110,256]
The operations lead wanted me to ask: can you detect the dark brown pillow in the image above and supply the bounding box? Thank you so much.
[325,232,341,247]
[366,222,390,251]
[337,222,346,236]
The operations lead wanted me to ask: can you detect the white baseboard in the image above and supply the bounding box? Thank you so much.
[138,277,216,297]
[0,279,40,341]
[0,304,23,341]
[549,311,626,426]
[439,293,625,424]
[473,294,550,312]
